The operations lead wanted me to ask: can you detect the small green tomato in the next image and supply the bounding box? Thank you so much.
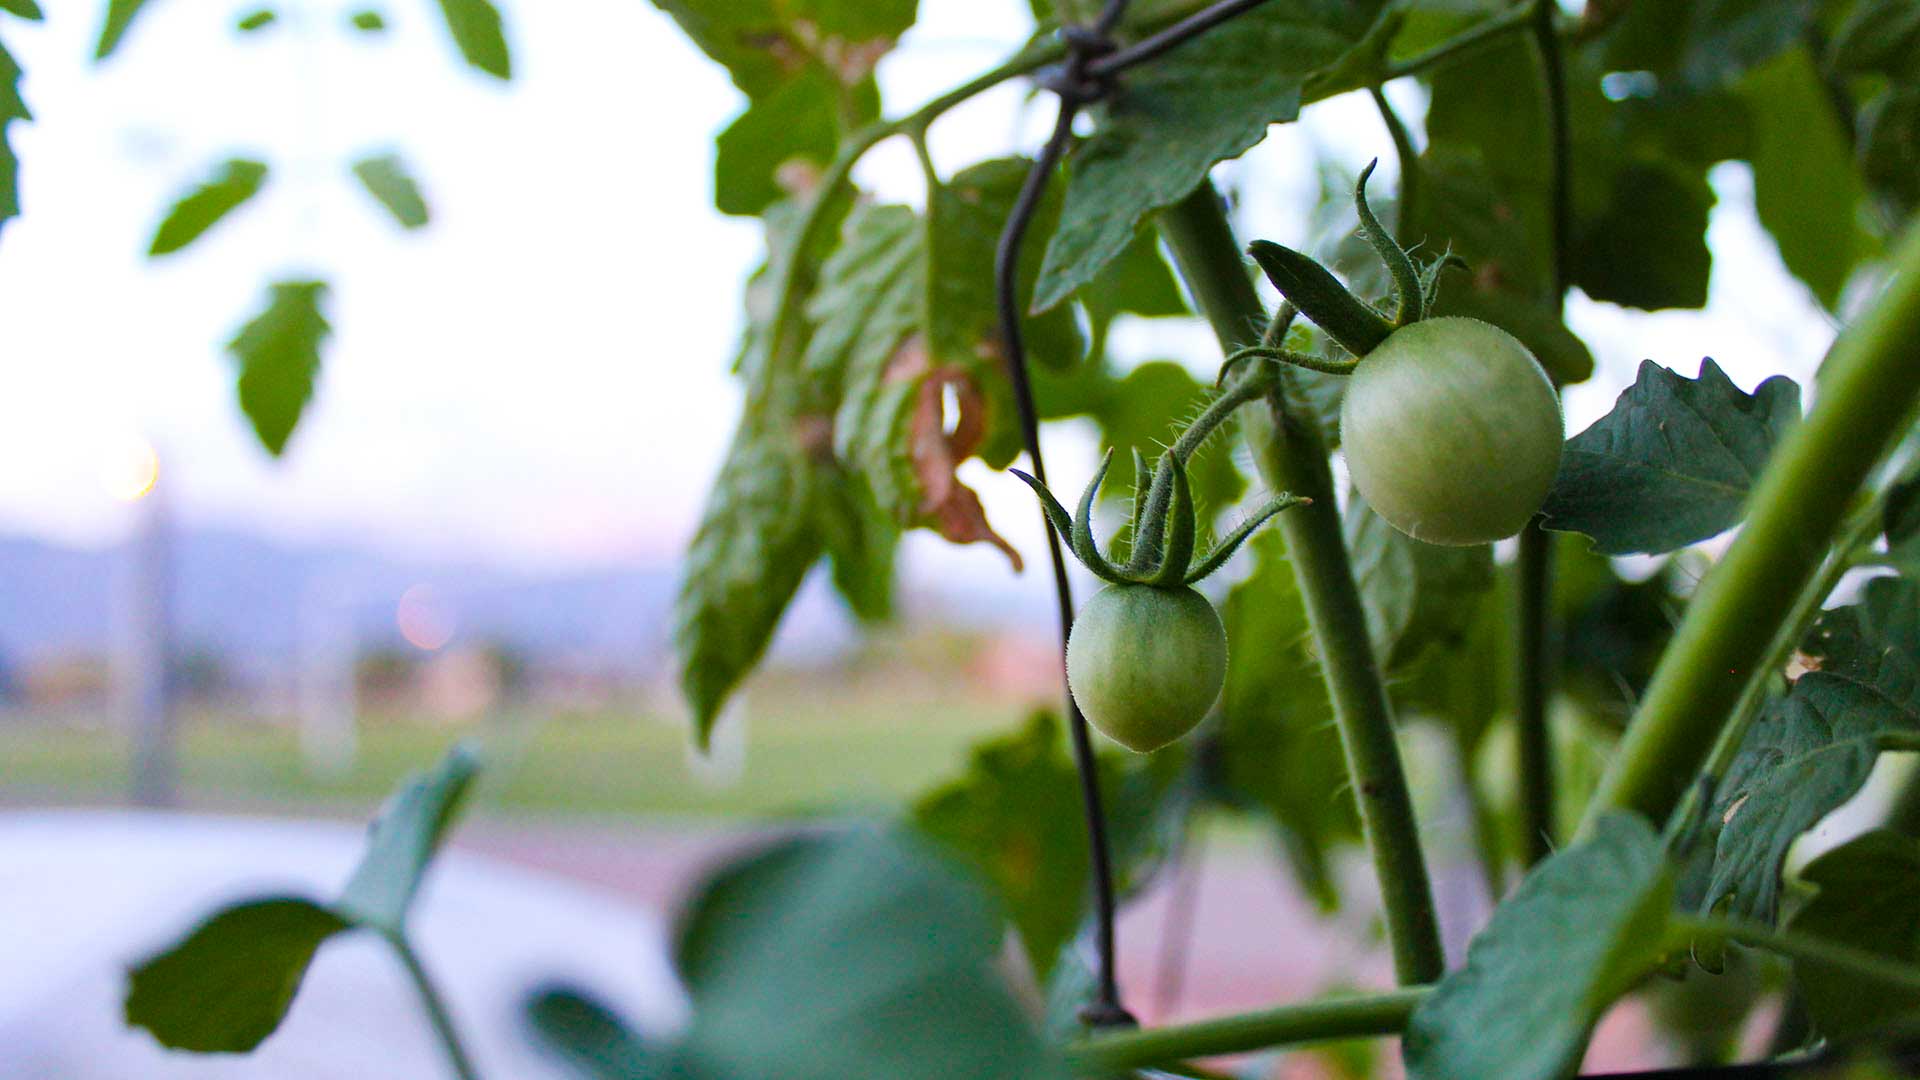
[1340,316,1563,546]
[1066,584,1227,753]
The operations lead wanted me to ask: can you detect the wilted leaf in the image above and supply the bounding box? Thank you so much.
[351,152,430,230]
[434,0,510,78]
[1541,359,1801,555]
[1787,829,1920,1043]
[149,158,269,256]
[1345,491,1495,672]
[1403,812,1675,1080]
[125,899,351,1053]
[1706,577,1920,923]
[1032,1,1389,312]
[229,279,331,457]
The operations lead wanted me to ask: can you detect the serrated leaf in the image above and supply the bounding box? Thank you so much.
[525,986,667,1080]
[1787,829,1920,1043]
[1032,1,1388,312]
[1345,491,1495,672]
[125,898,351,1053]
[1541,359,1802,555]
[816,465,897,622]
[1829,0,1920,80]
[669,828,1069,1080]
[912,711,1187,982]
[1403,812,1675,1080]
[434,0,510,79]
[95,0,159,59]
[715,68,877,218]
[1219,531,1357,910]
[648,0,917,102]
[148,158,268,256]
[673,425,824,747]
[1705,577,1920,923]
[1742,49,1872,311]
[351,152,430,230]
[336,742,479,933]
[0,34,29,241]
[229,279,331,457]
[1600,0,1818,93]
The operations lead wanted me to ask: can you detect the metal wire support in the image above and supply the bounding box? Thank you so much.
[992,0,1280,1030]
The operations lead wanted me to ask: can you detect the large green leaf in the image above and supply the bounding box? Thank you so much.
[715,68,875,218]
[126,745,480,1053]
[1403,812,1675,1080]
[1345,491,1494,673]
[649,0,917,102]
[1787,829,1920,1043]
[350,152,430,230]
[149,158,269,256]
[1031,0,1388,312]
[815,465,898,622]
[1742,50,1872,311]
[228,279,332,457]
[1218,530,1357,909]
[434,0,511,79]
[125,899,352,1053]
[1569,158,1714,311]
[95,0,159,59]
[1705,577,1920,923]
[1600,0,1818,93]
[1540,359,1801,555]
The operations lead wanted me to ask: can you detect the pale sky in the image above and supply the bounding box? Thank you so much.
[0,0,1842,585]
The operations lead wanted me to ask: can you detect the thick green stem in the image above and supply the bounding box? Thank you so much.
[393,936,481,1080]
[1063,988,1429,1074]
[1158,181,1445,985]
[1515,523,1557,866]
[1583,221,1920,832]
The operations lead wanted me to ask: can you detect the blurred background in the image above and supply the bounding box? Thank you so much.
[0,0,1852,1076]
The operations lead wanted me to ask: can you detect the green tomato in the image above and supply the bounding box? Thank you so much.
[1066,584,1226,753]
[1340,316,1563,546]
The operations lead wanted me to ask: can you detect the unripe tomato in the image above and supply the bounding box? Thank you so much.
[1067,584,1226,753]
[1340,316,1563,546]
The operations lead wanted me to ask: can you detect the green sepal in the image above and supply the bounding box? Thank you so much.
[1072,451,1125,579]
[1127,447,1152,548]
[1419,250,1469,313]
[1010,469,1076,544]
[1247,240,1394,357]
[1354,159,1423,326]
[1185,493,1310,585]
[1149,458,1197,587]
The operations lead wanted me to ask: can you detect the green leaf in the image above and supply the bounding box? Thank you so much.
[0,1,43,19]
[0,34,28,240]
[350,9,386,32]
[1705,577,1920,923]
[125,898,352,1053]
[647,0,917,102]
[1787,829,1920,1043]
[715,69,877,218]
[1219,531,1357,910]
[525,986,667,1080]
[912,711,1187,982]
[336,742,480,933]
[1403,812,1675,1080]
[228,279,332,457]
[1886,457,1920,575]
[1345,491,1495,673]
[1742,49,1872,311]
[815,465,897,622]
[96,0,159,59]
[673,424,825,747]
[1541,359,1802,555]
[434,0,510,79]
[1032,1,1389,312]
[1600,0,1818,93]
[351,152,431,230]
[1829,0,1920,80]
[148,158,269,257]
[1570,158,1714,311]
[669,828,1068,1080]
[237,8,276,32]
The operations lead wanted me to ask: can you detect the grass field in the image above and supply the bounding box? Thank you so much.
[0,680,1029,822]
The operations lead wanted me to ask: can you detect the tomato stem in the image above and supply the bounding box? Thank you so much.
[1159,180,1446,986]
[1063,988,1429,1073]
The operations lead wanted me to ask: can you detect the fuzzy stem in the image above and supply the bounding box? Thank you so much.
[1582,221,1920,832]
[393,936,481,1080]
[1158,181,1445,985]
[1063,988,1429,1074]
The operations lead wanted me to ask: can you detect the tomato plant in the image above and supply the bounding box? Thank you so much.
[25,0,1920,1077]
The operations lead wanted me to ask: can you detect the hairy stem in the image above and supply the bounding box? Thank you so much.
[1064,988,1429,1074]
[394,936,481,1080]
[1583,221,1920,832]
[1158,181,1445,985]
